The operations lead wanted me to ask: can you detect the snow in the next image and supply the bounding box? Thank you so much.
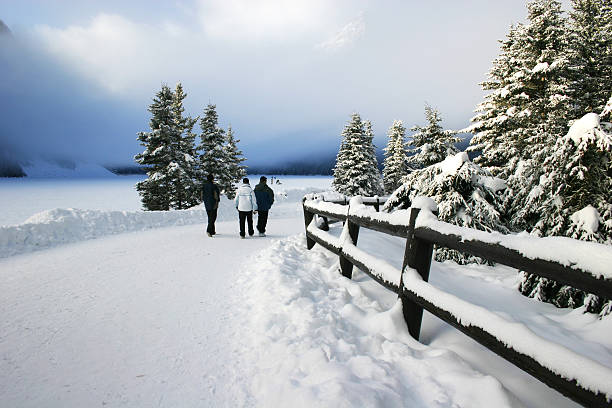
[401,267,612,399]
[566,112,601,144]
[241,235,522,408]
[436,151,469,177]
[0,218,302,407]
[1,176,611,407]
[570,205,601,235]
[0,207,208,258]
[532,62,549,73]
[0,183,327,258]
[415,210,612,280]
[304,200,348,219]
[342,236,401,287]
[0,177,145,226]
[411,196,439,213]
[475,175,507,192]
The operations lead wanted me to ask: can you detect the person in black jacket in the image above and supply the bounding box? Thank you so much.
[202,174,220,237]
[254,176,274,237]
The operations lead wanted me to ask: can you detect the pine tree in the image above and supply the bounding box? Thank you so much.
[196,104,228,193]
[135,84,179,211]
[407,105,459,170]
[603,95,612,119]
[363,120,384,194]
[469,24,529,176]
[470,0,571,182]
[384,152,509,264]
[383,120,408,194]
[498,0,572,231]
[219,125,247,199]
[517,112,612,316]
[332,113,383,196]
[566,0,612,117]
[169,83,199,209]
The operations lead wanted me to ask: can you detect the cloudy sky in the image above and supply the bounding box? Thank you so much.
[1,0,542,167]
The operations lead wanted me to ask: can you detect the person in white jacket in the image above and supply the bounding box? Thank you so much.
[234,178,258,238]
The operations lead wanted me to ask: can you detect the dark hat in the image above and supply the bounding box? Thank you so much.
[243,177,250,184]
[260,176,267,182]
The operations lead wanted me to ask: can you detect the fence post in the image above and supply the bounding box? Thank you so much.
[374,197,380,212]
[320,216,330,231]
[398,208,434,340]
[339,214,360,279]
[302,199,315,250]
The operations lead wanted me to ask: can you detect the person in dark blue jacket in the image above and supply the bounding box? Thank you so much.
[254,176,274,237]
[202,174,220,237]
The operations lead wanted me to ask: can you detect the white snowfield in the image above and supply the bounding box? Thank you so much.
[1,178,611,408]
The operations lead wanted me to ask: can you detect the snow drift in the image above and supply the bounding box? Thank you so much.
[0,187,322,258]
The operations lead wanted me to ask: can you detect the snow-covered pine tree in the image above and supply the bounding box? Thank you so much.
[468,24,529,177]
[196,104,229,195]
[363,120,384,194]
[169,83,199,209]
[383,120,408,194]
[603,95,612,119]
[407,105,459,170]
[135,84,179,211]
[332,113,383,196]
[566,0,612,117]
[219,125,247,200]
[499,0,573,232]
[384,152,508,263]
[472,0,571,190]
[517,112,612,316]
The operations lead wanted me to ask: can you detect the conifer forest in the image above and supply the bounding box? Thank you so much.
[332,0,612,316]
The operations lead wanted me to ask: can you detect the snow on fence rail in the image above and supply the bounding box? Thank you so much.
[302,195,612,408]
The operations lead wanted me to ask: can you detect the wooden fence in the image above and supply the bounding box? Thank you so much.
[302,196,612,408]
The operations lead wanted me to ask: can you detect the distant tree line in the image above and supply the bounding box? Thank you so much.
[135,83,246,210]
[332,0,612,317]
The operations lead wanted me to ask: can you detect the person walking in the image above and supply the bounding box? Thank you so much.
[254,176,274,237]
[202,174,221,237]
[234,177,257,239]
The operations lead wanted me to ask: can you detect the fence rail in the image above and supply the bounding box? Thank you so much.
[302,196,612,408]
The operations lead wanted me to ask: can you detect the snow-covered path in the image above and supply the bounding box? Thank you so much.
[2,188,610,407]
[0,218,301,407]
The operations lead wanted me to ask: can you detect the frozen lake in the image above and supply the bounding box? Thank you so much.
[0,175,332,226]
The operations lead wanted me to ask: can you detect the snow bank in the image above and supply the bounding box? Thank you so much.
[0,187,323,258]
[302,209,612,399]
[402,266,612,399]
[0,207,207,258]
[240,234,521,407]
